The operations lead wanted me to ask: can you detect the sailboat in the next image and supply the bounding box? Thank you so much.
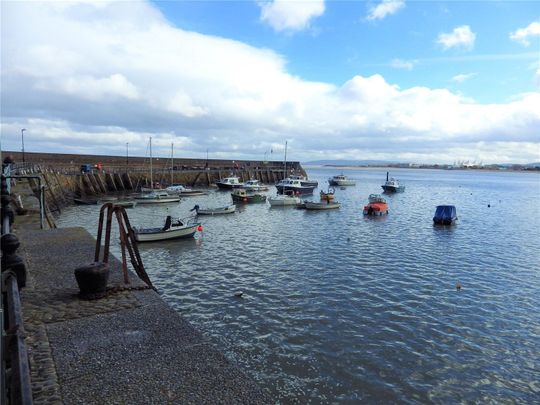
[164,143,206,196]
[269,141,301,206]
[135,137,180,204]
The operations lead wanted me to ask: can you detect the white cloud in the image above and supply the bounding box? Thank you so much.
[437,25,476,50]
[366,0,405,21]
[452,73,477,83]
[1,1,539,164]
[510,21,540,46]
[259,0,325,32]
[390,59,417,70]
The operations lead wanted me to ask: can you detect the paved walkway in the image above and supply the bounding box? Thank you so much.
[17,227,270,404]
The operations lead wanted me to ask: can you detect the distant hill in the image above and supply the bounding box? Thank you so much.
[303,159,399,166]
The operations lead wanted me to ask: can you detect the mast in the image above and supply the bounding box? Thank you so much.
[171,142,174,185]
[283,141,287,180]
[149,137,153,189]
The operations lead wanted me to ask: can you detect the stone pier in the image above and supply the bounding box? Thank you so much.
[17,227,270,404]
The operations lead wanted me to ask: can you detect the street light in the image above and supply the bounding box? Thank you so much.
[21,128,26,163]
[126,142,129,168]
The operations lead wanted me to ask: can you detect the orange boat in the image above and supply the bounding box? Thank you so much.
[320,188,335,202]
[363,194,389,216]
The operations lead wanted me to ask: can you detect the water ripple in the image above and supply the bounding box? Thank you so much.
[57,168,540,403]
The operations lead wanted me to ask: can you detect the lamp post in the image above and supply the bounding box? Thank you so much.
[21,128,26,163]
[126,142,129,168]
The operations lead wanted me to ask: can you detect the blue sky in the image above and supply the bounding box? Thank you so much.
[1,1,539,163]
[154,1,538,103]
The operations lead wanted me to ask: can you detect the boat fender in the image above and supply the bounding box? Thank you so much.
[197,225,203,232]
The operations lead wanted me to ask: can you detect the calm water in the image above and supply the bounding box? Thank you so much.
[57,168,540,403]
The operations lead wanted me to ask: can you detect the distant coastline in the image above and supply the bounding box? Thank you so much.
[303,163,540,172]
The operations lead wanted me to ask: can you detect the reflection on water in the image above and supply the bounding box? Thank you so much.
[57,168,540,403]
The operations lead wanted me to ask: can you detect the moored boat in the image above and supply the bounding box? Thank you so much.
[243,179,269,192]
[320,188,335,202]
[115,201,136,209]
[268,190,301,207]
[74,198,98,205]
[231,189,267,203]
[134,191,180,204]
[191,204,236,215]
[216,176,244,190]
[305,201,341,210]
[433,205,458,225]
[276,178,316,195]
[328,174,356,186]
[363,194,389,216]
[133,216,201,242]
[382,172,405,193]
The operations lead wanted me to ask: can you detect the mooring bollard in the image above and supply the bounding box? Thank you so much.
[74,261,109,300]
[1,233,27,289]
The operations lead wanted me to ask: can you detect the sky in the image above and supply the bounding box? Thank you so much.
[1,0,539,164]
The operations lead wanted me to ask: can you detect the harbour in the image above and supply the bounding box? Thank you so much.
[48,166,540,403]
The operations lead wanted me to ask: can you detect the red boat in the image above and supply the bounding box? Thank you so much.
[363,194,389,216]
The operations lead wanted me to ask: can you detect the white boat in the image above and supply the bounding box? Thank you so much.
[191,204,236,215]
[216,176,244,190]
[305,201,341,210]
[328,174,355,186]
[134,191,180,204]
[166,184,192,193]
[133,216,201,242]
[243,179,269,192]
[166,184,206,196]
[381,172,405,193]
[268,191,301,206]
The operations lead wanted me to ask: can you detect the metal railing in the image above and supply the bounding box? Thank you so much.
[1,163,33,404]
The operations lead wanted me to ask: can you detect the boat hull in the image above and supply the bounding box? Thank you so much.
[196,205,236,215]
[305,202,341,210]
[276,185,316,195]
[134,224,199,242]
[268,196,301,206]
[135,197,180,204]
[216,182,244,190]
[382,185,405,193]
[231,193,267,203]
[329,180,356,186]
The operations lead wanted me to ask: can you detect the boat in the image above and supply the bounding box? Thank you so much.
[276,178,317,195]
[134,191,180,204]
[305,201,341,210]
[133,216,201,242]
[363,194,389,216]
[165,183,206,196]
[382,172,405,193]
[433,205,458,225]
[216,176,244,190]
[231,189,267,203]
[191,204,236,215]
[328,174,356,186]
[268,190,301,207]
[243,179,269,192]
[320,188,335,202]
[115,201,136,209]
[74,198,98,205]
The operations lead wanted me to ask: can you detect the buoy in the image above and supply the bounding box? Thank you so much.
[456,282,462,291]
[487,204,490,207]
[234,291,243,297]
[197,225,203,232]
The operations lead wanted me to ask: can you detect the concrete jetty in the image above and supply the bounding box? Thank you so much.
[17,227,270,404]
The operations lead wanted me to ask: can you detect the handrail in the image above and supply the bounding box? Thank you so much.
[3,272,33,404]
[1,162,33,404]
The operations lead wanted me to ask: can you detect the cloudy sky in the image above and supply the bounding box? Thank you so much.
[1,0,539,163]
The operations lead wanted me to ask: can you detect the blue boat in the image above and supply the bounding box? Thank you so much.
[433,205,458,225]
